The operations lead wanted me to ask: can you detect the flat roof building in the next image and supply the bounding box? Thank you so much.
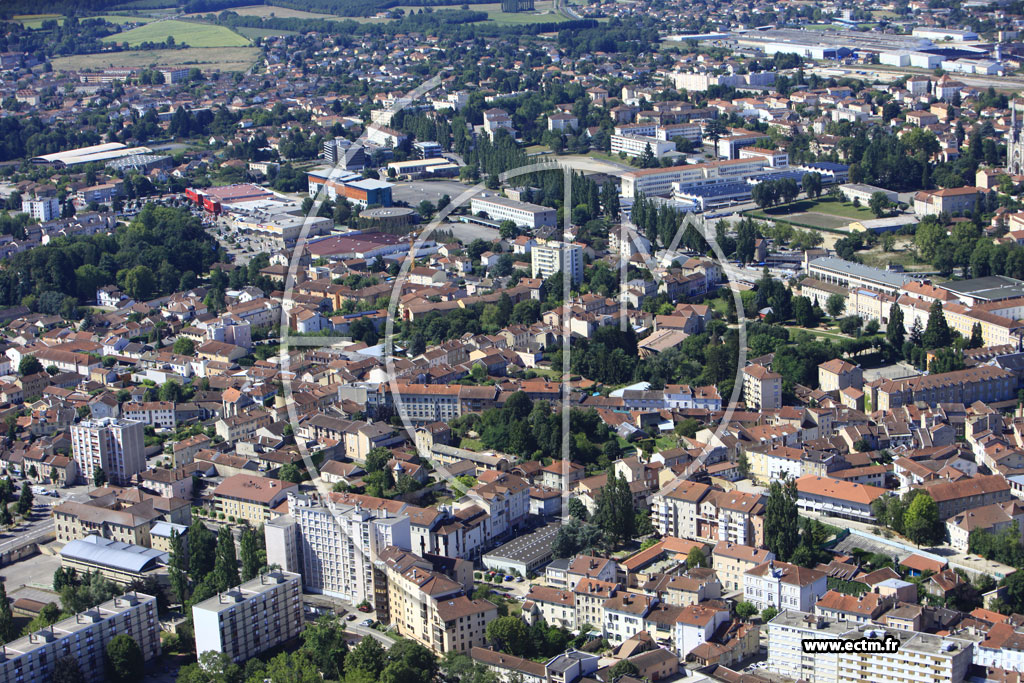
[192,570,302,663]
[471,195,557,229]
[482,522,560,576]
[806,256,912,296]
[0,592,159,683]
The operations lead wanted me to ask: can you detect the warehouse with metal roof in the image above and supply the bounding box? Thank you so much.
[60,534,168,585]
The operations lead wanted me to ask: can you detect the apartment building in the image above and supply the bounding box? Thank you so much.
[381,547,497,654]
[818,359,863,395]
[192,571,302,663]
[53,496,160,545]
[121,401,176,429]
[946,501,1024,552]
[744,560,827,613]
[531,240,584,285]
[21,197,59,222]
[919,474,1013,519]
[742,364,782,411]
[470,196,557,229]
[872,366,1016,410]
[768,610,974,683]
[462,472,530,540]
[574,579,618,632]
[712,543,775,593]
[522,585,576,630]
[913,186,989,217]
[70,418,146,486]
[212,474,296,525]
[674,603,732,659]
[651,480,764,547]
[794,475,888,523]
[0,592,159,683]
[282,493,410,604]
[603,591,657,644]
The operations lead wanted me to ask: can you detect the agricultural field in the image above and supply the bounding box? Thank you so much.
[51,46,261,72]
[94,14,157,24]
[12,13,63,28]
[101,19,250,47]
[184,4,344,19]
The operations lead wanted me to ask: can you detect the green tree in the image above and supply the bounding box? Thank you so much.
[904,493,942,546]
[93,467,107,488]
[172,337,196,355]
[486,616,532,656]
[868,191,892,218]
[239,526,264,581]
[0,583,14,641]
[593,471,635,547]
[15,482,32,516]
[278,464,303,484]
[0,503,11,527]
[168,529,189,605]
[686,547,707,568]
[764,477,799,561]
[608,660,639,679]
[385,639,437,683]
[886,304,905,350]
[762,606,779,622]
[735,601,757,620]
[299,616,349,680]
[214,526,240,591]
[346,633,387,678]
[18,355,42,376]
[922,300,951,350]
[122,265,156,301]
[365,447,390,473]
[737,452,751,479]
[188,519,217,580]
[52,655,86,683]
[826,293,845,319]
[969,322,984,349]
[105,634,144,683]
[567,497,589,521]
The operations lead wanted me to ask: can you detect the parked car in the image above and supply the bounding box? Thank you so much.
[346,614,357,621]
[359,619,373,627]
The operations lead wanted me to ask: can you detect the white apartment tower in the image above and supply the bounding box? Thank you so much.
[191,570,302,663]
[531,240,584,285]
[70,417,146,485]
[272,493,411,603]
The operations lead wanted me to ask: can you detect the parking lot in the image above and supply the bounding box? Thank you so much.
[392,179,474,208]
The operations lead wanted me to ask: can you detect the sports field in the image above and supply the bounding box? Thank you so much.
[749,197,876,229]
[101,19,250,48]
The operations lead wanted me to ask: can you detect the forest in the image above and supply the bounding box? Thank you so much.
[0,204,220,314]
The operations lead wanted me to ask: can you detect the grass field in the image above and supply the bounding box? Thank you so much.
[101,19,250,47]
[51,46,260,72]
[13,13,63,28]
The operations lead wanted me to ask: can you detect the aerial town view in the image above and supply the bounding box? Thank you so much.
[7,0,1024,681]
